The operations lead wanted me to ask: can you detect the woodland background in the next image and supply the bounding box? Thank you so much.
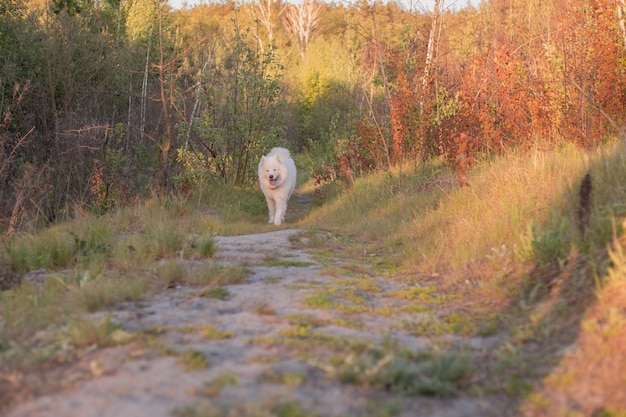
[1,0,625,233]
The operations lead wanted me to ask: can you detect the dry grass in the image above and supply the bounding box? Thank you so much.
[300,143,625,289]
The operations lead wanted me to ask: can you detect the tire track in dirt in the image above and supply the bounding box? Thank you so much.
[7,229,508,417]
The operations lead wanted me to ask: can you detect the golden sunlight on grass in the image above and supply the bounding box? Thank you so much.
[301,143,625,288]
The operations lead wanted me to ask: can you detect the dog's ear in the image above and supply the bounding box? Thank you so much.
[274,154,281,163]
[261,155,266,163]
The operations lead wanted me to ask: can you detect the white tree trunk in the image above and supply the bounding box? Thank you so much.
[283,1,321,59]
[618,0,626,47]
[421,0,442,111]
[247,0,283,53]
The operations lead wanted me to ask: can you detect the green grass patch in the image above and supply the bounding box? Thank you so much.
[386,286,454,304]
[260,259,314,268]
[67,273,149,312]
[177,349,210,371]
[278,324,317,339]
[265,275,284,284]
[506,375,535,396]
[399,304,432,314]
[175,324,235,339]
[62,315,134,348]
[254,327,361,354]
[329,345,473,397]
[260,253,314,268]
[187,265,249,286]
[1,277,82,341]
[302,291,335,309]
[302,286,369,313]
[334,277,382,293]
[195,287,231,300]
[404,311,478,336]
[271,401,319,417]
[259,369,306,386]
[189,237,215,258]
[144,219,185,259]
[201,372,239,396]
[172,400,318,417]
[285,314,328,328]
[10,229,75,273]
[155,260,186,288]
[201,325,235,340]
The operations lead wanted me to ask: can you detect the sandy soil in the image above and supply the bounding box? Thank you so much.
[6,228,511,417]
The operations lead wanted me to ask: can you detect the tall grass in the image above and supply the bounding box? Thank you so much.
[405,146,590,273]
[10,227,76,273]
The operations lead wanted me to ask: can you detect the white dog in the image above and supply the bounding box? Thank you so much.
[258,147,297,225]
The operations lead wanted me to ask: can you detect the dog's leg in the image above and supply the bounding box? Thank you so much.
[273,197,287,225]
[266,196,276,224]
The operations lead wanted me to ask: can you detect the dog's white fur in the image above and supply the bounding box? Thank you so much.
[258,147,297,225]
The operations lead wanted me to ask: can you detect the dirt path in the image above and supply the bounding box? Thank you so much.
[7,228,510,417]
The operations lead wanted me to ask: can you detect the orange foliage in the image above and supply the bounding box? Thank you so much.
[555,0,626,145]
[458,46,542,153]
[332,0,626,183]
[446,0,626,165]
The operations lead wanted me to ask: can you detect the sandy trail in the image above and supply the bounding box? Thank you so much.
[7,229,506,417]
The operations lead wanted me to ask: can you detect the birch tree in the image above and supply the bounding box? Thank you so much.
[283,1,321,59]
[421,0,442,111]
[246,0,283,53]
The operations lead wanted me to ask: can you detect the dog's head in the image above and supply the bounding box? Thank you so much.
[259,153,287,189]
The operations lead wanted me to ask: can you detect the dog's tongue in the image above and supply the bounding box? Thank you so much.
[269,178,276,186]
